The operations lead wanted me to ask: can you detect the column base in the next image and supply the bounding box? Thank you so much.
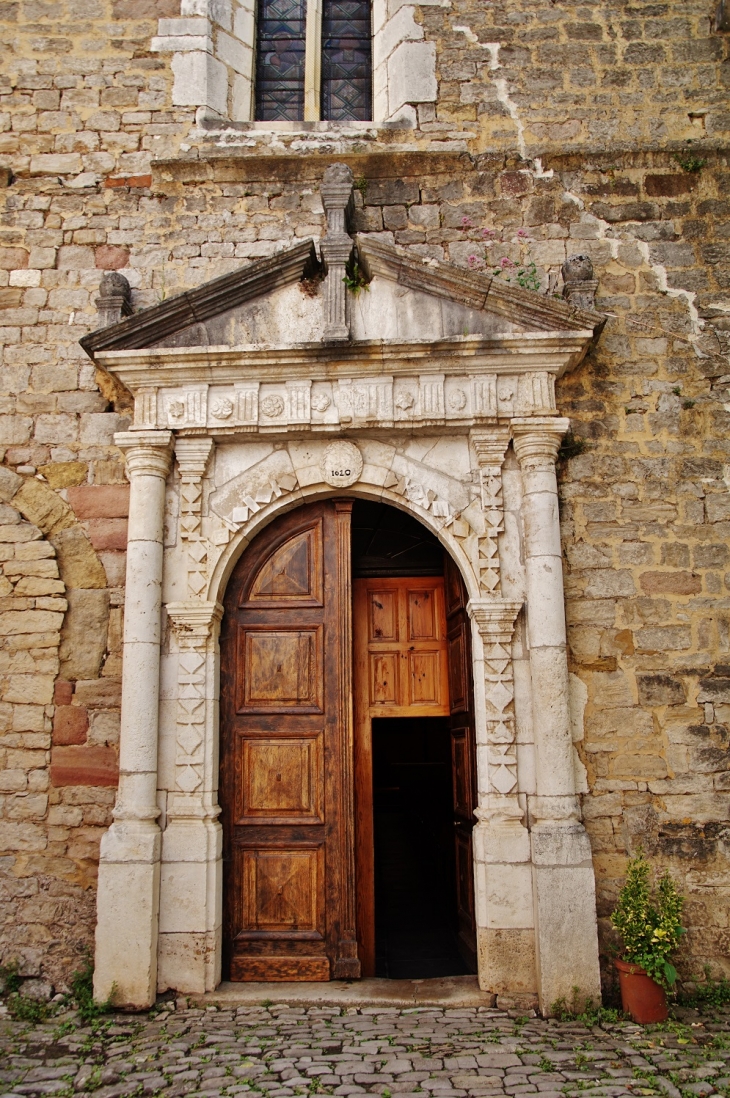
[158,816,222,993]
[473,814,537,996]
[531,820,601,1015]
[94,820,161,1009]
[158,929,221,995]
[477,927,537,995]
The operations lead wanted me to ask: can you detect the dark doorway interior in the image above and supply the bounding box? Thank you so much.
[351,499,444,578]
[371,716,470,979]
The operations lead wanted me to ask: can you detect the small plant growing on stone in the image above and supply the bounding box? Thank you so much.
[0,960,21,996]
[342,256,369,294]
[70,954,114,1022]
[467,227,542,292]
[8,995,50,1023]
[673,144,706,173]
[611,849,685,989]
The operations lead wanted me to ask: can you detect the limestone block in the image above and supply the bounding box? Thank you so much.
[151,31,213,53]
[233,5,254,46]
[0,468,22,503]
[157,930,219,994]
[0,820,47,851]
[477,927,537,995]
[94,849,160,1008]
[171,51,228,115]
[387,41,437,114]
[231,74,253,121]
[156,16,212,36]
[13,577,65,596]
[3,675,55,705]
[216,30,251,75]
[29,154,83,176]
[37,463,88,489]
[0,610,65,634]
[180,0,231,27]
[6,792,48,820]
[13,479,75,539]
[79,414,130,447]
[59,589,110,681]
[4,559,59,578]
[0,416,33,446]
[374,5,423,68]
[159,861,216,933]
[51,527,107,590]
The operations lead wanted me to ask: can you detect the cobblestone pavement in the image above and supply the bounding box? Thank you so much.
[2,1002,730,1098]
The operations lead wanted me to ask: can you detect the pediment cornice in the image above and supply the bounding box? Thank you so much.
[98,330,593,436]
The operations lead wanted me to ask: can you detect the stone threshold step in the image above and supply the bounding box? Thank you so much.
[187,975,497,1009]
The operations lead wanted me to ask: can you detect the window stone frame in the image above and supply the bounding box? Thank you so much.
[151,0,440,126]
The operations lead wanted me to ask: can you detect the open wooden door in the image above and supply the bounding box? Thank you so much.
[353,575,451,975]
[220,500,360,981]
[444,552,478,970]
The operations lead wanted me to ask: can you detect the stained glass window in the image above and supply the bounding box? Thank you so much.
[254,0,371,121]
[255,0,307,121]
[321,0,372,121]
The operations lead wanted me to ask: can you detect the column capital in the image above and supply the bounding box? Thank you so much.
[511,417,570,469]
[167,600,223,640]
[467,597,522,639]
[470,428,511,467]
[115,430,174,478]
[175,437,214,479]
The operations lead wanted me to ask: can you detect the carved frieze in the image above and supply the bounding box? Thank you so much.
[134,369,558,434]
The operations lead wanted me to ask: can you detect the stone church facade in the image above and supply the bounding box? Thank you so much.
[0,0,729,1011]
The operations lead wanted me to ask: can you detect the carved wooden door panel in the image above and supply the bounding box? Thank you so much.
[220,501,359,981]
[353,575,450,975]
[444,552,478,970]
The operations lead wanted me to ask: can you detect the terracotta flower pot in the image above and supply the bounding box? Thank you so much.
[615,958,668,1023]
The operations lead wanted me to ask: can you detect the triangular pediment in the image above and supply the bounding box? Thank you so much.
[80,235,604,361]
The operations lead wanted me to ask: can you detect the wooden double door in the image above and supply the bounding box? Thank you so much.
[220,500,477,981]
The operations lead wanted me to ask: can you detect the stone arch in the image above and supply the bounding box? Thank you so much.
[0,468,119,991]
[207,457,480,608]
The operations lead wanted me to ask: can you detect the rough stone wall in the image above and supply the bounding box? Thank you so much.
[0,0,729,991]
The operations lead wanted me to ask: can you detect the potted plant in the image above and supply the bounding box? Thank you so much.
[611,849,685,1023]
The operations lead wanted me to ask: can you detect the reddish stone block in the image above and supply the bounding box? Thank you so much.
[53,705,89,745]
[95,245,130,270]
[53,679,73,705]
[639,571,703,595]
[104,174,152,189]
[67,484,130,519]
[50,744,119,787]
[499,171,531,197]
[85,517,129,551]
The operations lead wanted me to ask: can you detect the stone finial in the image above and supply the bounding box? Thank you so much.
[561,253,598,310]
[320,163,355,341]
[96,271,133,328]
